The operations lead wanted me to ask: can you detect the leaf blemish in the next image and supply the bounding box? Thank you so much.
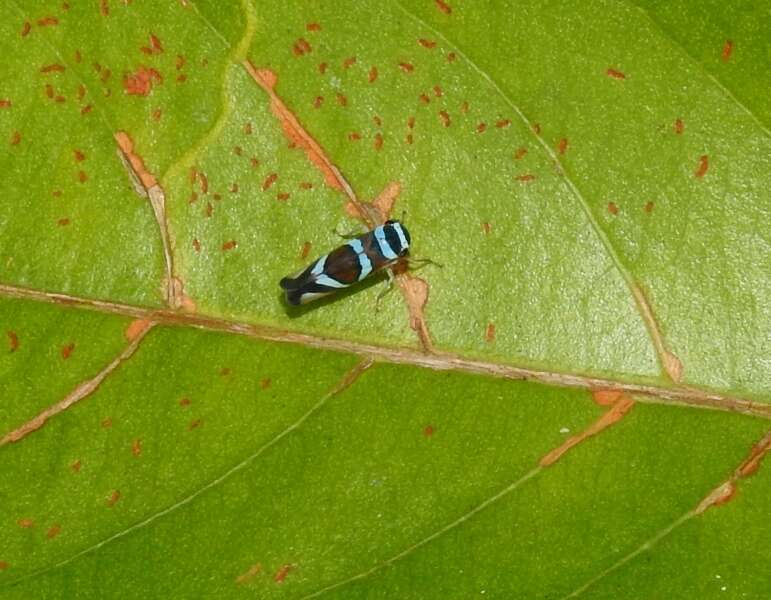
[106,490,121,507]
[292,38,312,56]
[721,40,733,62]
[7,330,19,352]
[673,118,684,134]
[188,418,202,431]
[423,425,435,437]
[607,202,619,215]
[61,342,75,359]
[274,564,295,583]
[435,0,452,15]
[46,524,62,539]
[235,563,263,584]
[695,155,709,178]
[557,138,568,154]
[485,323,496,342]
[606,67,626,80]
[179,397,191,407]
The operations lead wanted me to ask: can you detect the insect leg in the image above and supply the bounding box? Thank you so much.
[375,269,396,313]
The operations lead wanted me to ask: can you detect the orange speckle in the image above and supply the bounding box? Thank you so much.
[306,22,321,32]
[485,323,496,342]
[176,73,187,83]
[721,40,733,62]
[77,170,87,183]
[204,202,213,217]
[460,101,469,113]
[292,38,311,56]
[313,95,323,108]
[70,459,82,472]
[532,123,541,134]
[0,99,11,108]
[495,119,511,128]
[405,133,413,145]
[447,51,457,62]
[373,115,382,127]
[439,110,450,127]
[21,21,31,36]
[368,66,378,83]
[407,116,415,129]
[179,397,191,407]
[41,63,66,74]
[419,93,430,104]
[274,564,294,584]
[17,518,34,529]
[260,378,271,390]
[57,217,70,226]
[222,240,237,251]
[433,85,442,97]
[423,424,435,437]
[674,118,684,134]
[192,238,200,252]
[55,95,66,103]
[374,132,383,150]
[607,202,619,215]
[318,62,327,74]
[232,146,242,156]
[557,138,569,155]
[476,122,487,133]
[73,149,85,162]
[61,343,75,359]
[7,331,19,352]
[348,132,361,141]
[482,222,491,234]
[243,122,253,135]
[514,147,528,160]
[99,0,109,16]
[52,190,62,198]
[106,490,121,507]
[229,183,239,193]
[399,62,414,73]
[606,68,626,80]
[38,16,59,26]
[123,66,162,96]
[188,418,202,430]
[0,561,8,570]
[644,201,654,213]
[516,174,535,182]
[418,38,436,49]
[695,155,709,178]
[277,192,290,201]
[131,439,142,456]
[249,157,259,168]
[263,173,278,190]
[124,318,152,342]
[336,93,348,106]
[10,131,21,146]
[46,524,61,539]
[176,55,186,70]
[435,0,452,15]
[301,241,311,259]
[101,417,113,428]
[299,181,313,190]
[81,104,93,115]
[343,56,356,69]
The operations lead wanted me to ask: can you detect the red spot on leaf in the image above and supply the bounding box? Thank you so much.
[232,146,242,156]
[695,155,709,178]
[607,202,619,215]
[435,0,452,15]
[495,119,511,129]
[532,123,541,134]
[407,116,415,129]
[106,490,121,507]
[71,459,82,472]
[674,118,684,134]
[343,56,356,69]
[557,138,568,154]
[77,170,87,183]
[263,173,278,190]
[439,110,450,127]
[0,99,11,108]
[292,38,311,56]
[299,181,313,190]
[460,101,469,113]
[176,55,186,70]
[125,318,152,342]
[423,424,435,437]
[21,21,31,36]
[336,93,348,106]
[606,68,626,80]
[17,518,34,528]
[368,66,378,83]
[721,40,733,62]
[192,238,200,252]
[38,16,59,27]
[374,132,383,150]
[123,66,162,96]
[318,62,327,74]
[516,174,535,182]
[249,157,259,168]
[274,564,294,584]
[176,73,187,83]
[313,95,323,109]
[41,63,65,74]
[476,122,487,133]
[300,242,311,259]
[73,149,85,162]
[7,331,19,352]
[131,439,142,456]
[419,93,430,104]
[10,131,21,146]
[447,51,457,62]
[81,104,93,115]
[61,343,75,359]
[140,32,163,55]
[405,133,413,145]
[179,397,191,407]
[306,22,321,32]
[433,85,442,97]
[46,524,61,539]
[57,217,70,226]
[222,240,237,251]
[348,132,361,141]
[644,201,654,213]
[277,192,290,201]
[514,147,528,160]
[418,38,436,49]
[482,222,491,234]
[260,378,271,390]
[188,418,202,430]
[399,62,414,73]
[485,323,496,342]
[99,0,109,16]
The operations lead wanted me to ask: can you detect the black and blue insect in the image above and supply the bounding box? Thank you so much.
[280,220,412,305]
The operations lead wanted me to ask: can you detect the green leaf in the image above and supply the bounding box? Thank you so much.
[1,1,769,598]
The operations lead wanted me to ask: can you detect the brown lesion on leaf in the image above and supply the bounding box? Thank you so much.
[630,282,683,383]
[696,428,771,514]
[106,490,121,507]
[235,563,263,585]
[115,131,193,311]
[540,393,635,466]
[0,321,154,446]
[273,563,295,584]
[46,524,61,539]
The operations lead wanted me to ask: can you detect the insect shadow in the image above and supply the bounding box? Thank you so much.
[280,271,390,318]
